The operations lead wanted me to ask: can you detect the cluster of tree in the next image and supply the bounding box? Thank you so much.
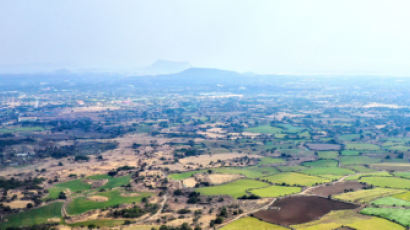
[111,203,159,218]
[173,148,203,159]
[108,165,135,176]
[156,223,201,230]
[0,177,44,190]
[36,141,118,159]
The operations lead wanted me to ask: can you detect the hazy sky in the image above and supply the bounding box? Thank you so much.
[1,0,410,75]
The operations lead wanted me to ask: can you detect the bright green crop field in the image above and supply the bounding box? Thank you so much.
[250,185,301,198]
[195,179,268,198]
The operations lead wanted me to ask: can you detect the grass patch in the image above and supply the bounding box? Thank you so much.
[250,185,301,198]
[101,175,131,189]
[302,159,338,167]
[361,208,410,227]
[0,202,63,229]
[220,217,288,230]
[195,179,268,198]
[359,176,410,189]
[334,188,404,203]
[345,171,391,181]
[345,165,375,173]
[262,172,331,187]
[212,166,278,179]
[66,190,151,215]
[394,192,410,202]
[394,172,410,179]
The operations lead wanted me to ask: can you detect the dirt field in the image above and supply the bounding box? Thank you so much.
[87,195,109,202]
[306,143,341,151]
[306,181,367,197]
[253,196,358,225]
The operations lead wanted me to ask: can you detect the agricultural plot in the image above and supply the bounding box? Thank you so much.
[277,165,307,172]
[302,159,338,167]
[47,179,92,199]
[317,151,338,159]
[345,143,380,151]
[245,125,283,134]
[361,208,410,227]
[345,171,391,181]
[386,145,410,152]
[250,185,301,198]
[334,188,404,203]
[68,219,126,228]
[394,171,410,179]
[345,165,375,172]
[195,179,268,198]
[258,157,285,165]
[262,172,331,187]
[0,202,63,229]
[212,166,278,178]
[372,197,410,207]
[359,176,410,189]
[341,150,360,156]
[394,192,410,202]
[220,217,288,230]
[300,167,354,176]
[338,134,360,141]
[100,175,131,189]
[66,190,151,215]
[168,170,206,180]
[292,209,405,230]
[340,155,380,165]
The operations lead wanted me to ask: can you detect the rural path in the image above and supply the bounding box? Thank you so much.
[216,198,276,229]
[61,189,72,218]
[299,174,349,195]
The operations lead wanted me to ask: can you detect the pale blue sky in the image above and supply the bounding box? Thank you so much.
[1,0,410,75]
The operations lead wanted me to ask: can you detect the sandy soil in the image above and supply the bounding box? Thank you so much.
[3,200,33,209]
[87,195,109,202]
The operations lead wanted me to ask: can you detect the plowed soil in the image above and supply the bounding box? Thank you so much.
[306,181,366,197]
[253,196,358,225]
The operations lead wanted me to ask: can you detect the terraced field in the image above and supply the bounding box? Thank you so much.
[0,202,63,229]
[262,172,331,187]
[334,188,404,203]
[359,176,410,189]
[221,217,288,230]
[361,208,410,227]
[195,179,269,198]
[250,185,301,198]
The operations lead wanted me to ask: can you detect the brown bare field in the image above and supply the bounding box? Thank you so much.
[3,200,33,209]
[306,181,366,197]
[253,196,358,226]
[306,143,341,151]
[179,153,259,165]
[87,195,109,202]
[206,173,242,185]
[182,178,197,188]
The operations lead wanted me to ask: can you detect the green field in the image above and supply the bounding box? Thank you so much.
[277,165,307,172]
[100,175,131,189]
[317,151,339,159]
[195,179,268,198]
[250,185,301,198]
[0,126,45,134]
[258,157,285,165]
[302,159,338,167]
[68,219,126,227]
[340,156,380,165]
[0,202,63,229]
[361,208,410,227]
[372,197,410,207]
[345,171,391,181]
[47,179,92,199]
[359,176,410,189]
[66,190,151,215]
[345,143,380,151]
[301,167,354,176]
[341,150,360,156]
[245,125,283,134]
[338,134,360,141]
[334,188,404,203]
[394,192,410,202]
[262,172,331,187]
[220,217,288,230]
[386,145,410,152]
[394,171,410,179]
